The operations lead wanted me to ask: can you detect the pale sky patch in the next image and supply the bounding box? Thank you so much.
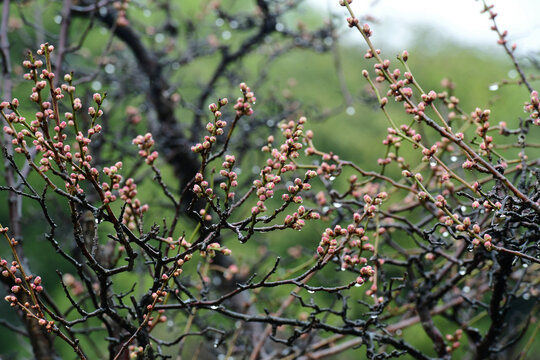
[308,0,540,53]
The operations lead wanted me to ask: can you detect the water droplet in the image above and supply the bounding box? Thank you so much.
[523,292,530,300]
[450,156,458,162]
[329,176,336,181]
[463,286,470,293]
[332,202,342,208]
[522,263,529,268]
[143,9,152,17]
[104,64,116,74]
[155,33,165,43]
[354,283,363,287]
[461,206,467,212]
[458,267,466,275]
[443,231,449,237]
[215,18,224,27]
[370,315,377,319]
[307,290,315,294]
[167,320,173,327]
[91,81,102,91]
[230,20,239,29]
[275,23,285,32]
[222,31,232,40]
[346,106,356,116]
[429,158,437,167]
[396,329,402,336]
[467,245,474,252]
[489,84,499,91]
[340,267,346,272]
[507,69,518,79]
[54,15,62,24]
[210,305,219,310]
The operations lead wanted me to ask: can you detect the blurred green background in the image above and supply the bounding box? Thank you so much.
[0,0,538,359]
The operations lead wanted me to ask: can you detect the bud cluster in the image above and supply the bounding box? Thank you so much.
[234,83,255,116]
[219,154,238,204]
[254,117,309,214]
[133,133,159,165]
[1,44,117,202]
[119,178,149,229]
[192,97,230,153]
[524,90,540,126]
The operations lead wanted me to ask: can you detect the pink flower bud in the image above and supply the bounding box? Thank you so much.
[402,50,409,61]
